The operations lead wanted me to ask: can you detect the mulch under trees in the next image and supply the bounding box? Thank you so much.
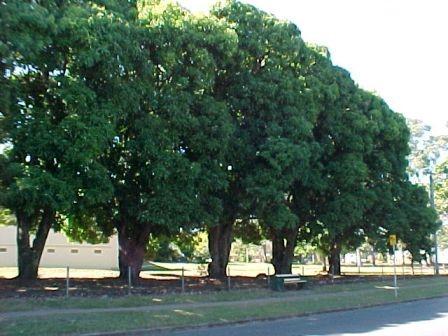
[0,274,398,299]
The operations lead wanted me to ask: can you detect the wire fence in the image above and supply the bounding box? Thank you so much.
[1,262,446,298]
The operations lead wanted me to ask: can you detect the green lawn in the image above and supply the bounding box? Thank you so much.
[1,277,447,335]
[0,277,438,313]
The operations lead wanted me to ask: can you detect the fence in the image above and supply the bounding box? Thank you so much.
[1,262,446,298]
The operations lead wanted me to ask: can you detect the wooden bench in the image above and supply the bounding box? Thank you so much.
[271,274,307,291]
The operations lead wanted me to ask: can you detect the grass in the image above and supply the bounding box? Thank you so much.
[0,289,283,313]
[0,277,447,335]
[0,276,443,313]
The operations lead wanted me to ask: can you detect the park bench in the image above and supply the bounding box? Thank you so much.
[271,274,307,291]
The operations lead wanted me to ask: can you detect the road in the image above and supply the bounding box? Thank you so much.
[156,297,448,336]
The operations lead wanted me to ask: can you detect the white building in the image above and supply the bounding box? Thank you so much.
[0,225,118,269]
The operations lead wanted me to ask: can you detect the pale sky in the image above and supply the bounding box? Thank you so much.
[178,0,448,135]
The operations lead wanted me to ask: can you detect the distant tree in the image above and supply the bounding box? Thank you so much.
[0,207,15,226]
[406,119,448,259]
[437,222,448,250]
[435,161,448,215]
[407,119,448,180]
[146,230,209,262]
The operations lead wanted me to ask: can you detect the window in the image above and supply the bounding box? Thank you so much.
[47,248,55,253]
[94,249,102,254]
[70,249,79,254]
[0,248,7,253]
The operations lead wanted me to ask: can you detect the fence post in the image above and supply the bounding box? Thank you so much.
[128,266,132,295]
[181,267,185,293]
[66,266,70,298]
[267,265,270,288]
[227,265,231,291]
[393,249,398,298]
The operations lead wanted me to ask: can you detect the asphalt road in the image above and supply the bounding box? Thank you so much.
[156,297,448,336]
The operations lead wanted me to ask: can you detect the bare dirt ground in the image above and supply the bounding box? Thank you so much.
[0,273,398,299]
[0,275,275,299]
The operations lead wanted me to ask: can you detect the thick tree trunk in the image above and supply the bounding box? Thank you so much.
[328,241,342,276]
[208,218,234,278]
[16,209,53,281]
[271,227,298,274]
[118,223,150,282]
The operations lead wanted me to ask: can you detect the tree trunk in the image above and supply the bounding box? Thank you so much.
[271,227,298,274]
[208,218,234,278]
[118,223,150,282]
[328,241,342,276]
[16,209,54,281]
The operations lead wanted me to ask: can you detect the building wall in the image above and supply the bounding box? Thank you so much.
[0,226,17,267]
[0,225,118,269]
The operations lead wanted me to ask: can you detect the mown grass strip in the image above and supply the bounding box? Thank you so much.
[1,277,447,336]
[0,276,443,313]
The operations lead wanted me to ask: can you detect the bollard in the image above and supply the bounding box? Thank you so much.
[181,267,185,293]
[227,266,231,291]
[381,265,384,276]
[302,265,305,276]
[66,266,70,298]
[128,266,132,296]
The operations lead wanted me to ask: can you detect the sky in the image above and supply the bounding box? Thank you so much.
[178,0,448,135]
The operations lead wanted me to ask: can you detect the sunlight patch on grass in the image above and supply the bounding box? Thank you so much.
[173,309,203,317]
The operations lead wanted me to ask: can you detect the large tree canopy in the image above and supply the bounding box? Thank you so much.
[83,1,239,280]
[207,0,319,276]
[0,0,128,279]
[0,0,438,280]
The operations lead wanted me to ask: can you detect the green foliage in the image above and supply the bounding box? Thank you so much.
[381,182,439,261]
[0,207,15,226]
[1,0,439,276]
[0,0,120,229]
[437,223,448,250]
[211,0,315,230]
[435,160,448,215]
[146,231,209,262]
